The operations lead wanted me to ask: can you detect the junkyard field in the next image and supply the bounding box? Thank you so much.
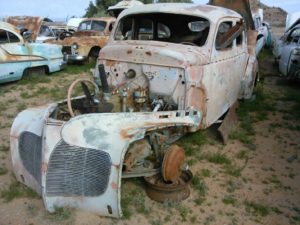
[0,47,299,224]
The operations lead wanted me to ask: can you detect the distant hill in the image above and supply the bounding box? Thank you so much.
[250,0,287,26]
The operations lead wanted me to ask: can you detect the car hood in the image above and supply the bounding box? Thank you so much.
[99,41,210,68]
[73,30,104,37]
[45,35,108,46]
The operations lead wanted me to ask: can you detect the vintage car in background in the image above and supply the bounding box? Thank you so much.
[45,17,116,63]
[11,0,258,218]
[66,17,86,32]
[252,8,272,55]
[108,0,144,17]
[0,21,65,84]
[43,21,76,39]
[278,23,300,78]
[5,16,57,43]
[273,12,300,62]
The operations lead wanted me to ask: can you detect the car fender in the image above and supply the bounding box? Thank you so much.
[43,110,201,217]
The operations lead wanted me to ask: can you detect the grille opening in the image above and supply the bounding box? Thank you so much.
[46,140,112,197]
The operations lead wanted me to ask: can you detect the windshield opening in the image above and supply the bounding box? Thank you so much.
[78,20,107,32]
[114,13,210,46]
[39,25,55,37]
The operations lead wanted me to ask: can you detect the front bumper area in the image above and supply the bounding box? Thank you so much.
[63,53,87,63]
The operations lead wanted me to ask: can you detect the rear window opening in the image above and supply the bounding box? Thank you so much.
[114,13,210,47]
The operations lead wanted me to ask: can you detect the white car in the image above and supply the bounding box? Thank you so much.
[278,24,300,78]
[10,1,258,218]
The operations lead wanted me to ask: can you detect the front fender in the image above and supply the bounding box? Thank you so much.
[10,103,57,195]
[43,110,201,218]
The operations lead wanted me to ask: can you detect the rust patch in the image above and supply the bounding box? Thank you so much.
[41,162,48,173]
[127,50,132,54]
[145,170,193,203]
[162,145,185,182]
[120,129,134,139]
[218,101,239,144]
[106,60,116,67]
[73,30,102,37]
[111,182,118,189]
[5,16,43,41]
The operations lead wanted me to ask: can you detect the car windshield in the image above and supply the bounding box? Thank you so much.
[78,20,107,32]
[114,13,210,46]
[288,27,300,43]
[39,25,55,37]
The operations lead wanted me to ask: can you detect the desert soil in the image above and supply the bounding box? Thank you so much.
[0,34,300,225]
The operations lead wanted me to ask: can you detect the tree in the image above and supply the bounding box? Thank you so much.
[84,1,98,17]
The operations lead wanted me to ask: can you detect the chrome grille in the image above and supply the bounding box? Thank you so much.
[46,140,111,197]
[19,132,42,185]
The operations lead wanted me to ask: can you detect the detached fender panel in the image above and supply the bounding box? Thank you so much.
[10,104,56,194]
[239,55,258,99]
[43,110,201,218]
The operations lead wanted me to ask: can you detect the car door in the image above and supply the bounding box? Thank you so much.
[0,29,31,83]
[204,19,246,124]
[279,27,300,76]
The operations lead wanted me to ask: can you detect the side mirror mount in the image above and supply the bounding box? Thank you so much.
[22,30,33,42]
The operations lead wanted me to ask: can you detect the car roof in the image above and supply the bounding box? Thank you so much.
[0,21,20,34]
[118,3,241,21]
[81,17,116,23]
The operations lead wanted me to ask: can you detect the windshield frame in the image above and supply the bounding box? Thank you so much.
[113,13,210,47]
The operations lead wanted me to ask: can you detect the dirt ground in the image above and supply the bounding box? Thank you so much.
[0,34,300,225]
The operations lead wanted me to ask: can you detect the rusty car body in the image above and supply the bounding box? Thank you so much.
[5,16,58,43]
[10,1,258,218]
[0,21,65,84]
[45,17,116,63]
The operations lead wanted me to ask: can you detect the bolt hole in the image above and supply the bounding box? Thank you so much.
[181,81,185,85]
[107,205,112,214]
[116,73,118,77]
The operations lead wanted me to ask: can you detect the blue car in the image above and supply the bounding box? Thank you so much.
[0,21,66,84]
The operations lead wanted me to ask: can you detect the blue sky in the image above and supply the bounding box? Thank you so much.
[0,0,299,21]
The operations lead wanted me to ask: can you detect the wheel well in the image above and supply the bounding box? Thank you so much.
[88,46,101,58]
[22,66,49,78]
[256,34,264,41]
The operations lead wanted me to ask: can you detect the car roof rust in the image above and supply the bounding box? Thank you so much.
[118,3,241,22]
[5,16,43,41]
[81,17,116,23]
[0,21,21,34]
